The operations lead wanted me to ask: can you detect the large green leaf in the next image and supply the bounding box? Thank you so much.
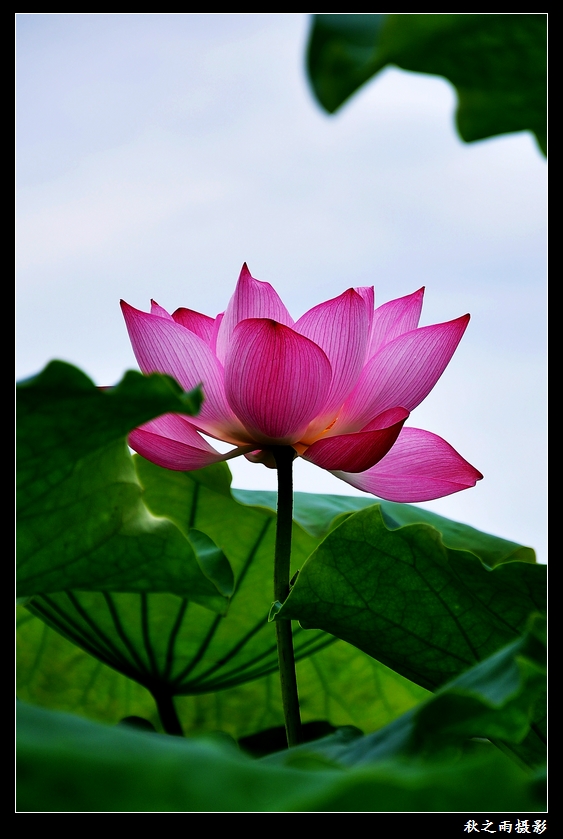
[19,445,538,735]
[278,506,545,691]
[17,702,545,812]
[19,459,432,736]
[263,616,546,771]
[307,14,547,153]
[20,458,334,723]
[17,605,428,739]
[17,361,228,611]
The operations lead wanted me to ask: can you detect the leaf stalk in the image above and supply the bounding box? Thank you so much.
[272,446,302,747]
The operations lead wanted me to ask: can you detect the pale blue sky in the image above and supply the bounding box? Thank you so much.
[16,14,547,561]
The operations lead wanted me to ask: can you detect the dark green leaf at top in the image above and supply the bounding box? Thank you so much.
[307,14,547,153]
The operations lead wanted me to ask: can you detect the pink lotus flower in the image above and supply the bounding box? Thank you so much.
[121,264,482,502]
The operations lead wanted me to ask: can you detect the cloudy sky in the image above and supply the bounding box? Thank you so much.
[16,14,547,562]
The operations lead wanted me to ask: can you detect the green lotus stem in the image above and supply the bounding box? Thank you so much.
[272,445,302,748]
[152,688,184,736]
